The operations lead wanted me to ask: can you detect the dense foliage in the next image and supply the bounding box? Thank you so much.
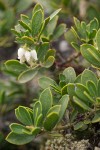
[0,2,100,149]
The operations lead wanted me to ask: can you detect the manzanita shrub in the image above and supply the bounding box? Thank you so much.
[0,0,34,47]
[3,3,100,146]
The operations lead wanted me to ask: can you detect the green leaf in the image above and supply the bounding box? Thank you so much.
[37,42,49,61]
[46,16,58,36]
[18,66,38,83]
[39,88,53,117]
[32,3,43,14]
[74,121,84,130]
[89,29,97,39]
[43,112,59,131]
[73,96,91,111]
[43,56,55,68]
[32,10,44,36]
[81,44,100,68]
[22,36,34,45]
[71,42,80,52]
[97,79,100,97]
[42,17,50,31]
[84,91,95,103]
[58,94,69,122]
[50,9,61,20]
[50,84,61,93]
[74,17,82,34]
[96,29,100,50]
[33,101,42,126]
[45,49,56,60]
[19,20,31,32]
[52,24,66,40]
[74,74,82,83]
[5,60,28,76]
[90,18,99,32]
[31,127,41,135]
[38,76,56,89]
[47,105,61,115]
[86,80,97,97]
[64,29,78,44]
[21,14,29,24]
[63,67,76,83]
[10,123,31,134]
[36,114,43,127]
[6,132,34,145]
[81,21,87,37]
[25,108,34,123]
[59,73,66,82]
[92,111,100,123]
[75,83,91,103]
[67,83,75,97]
[59,81,66,88]
[61,85,68,95]
[15,106,33,126]
[81,69,98,86]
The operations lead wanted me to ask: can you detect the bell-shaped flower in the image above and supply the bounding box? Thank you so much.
[18,48,38,66]
[31,50,38,61]
[25,51,31,63]
[18,48,26,63]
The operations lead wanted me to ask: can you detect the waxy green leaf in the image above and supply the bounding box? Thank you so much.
[39,88,53,117]
[38,76,56,89]
[15,106,33,126]
[5,60,28,76]
[81,44,100,68]
[58,94,69,122]
[37,42,49,61]
[18,66,38,83]
[32,9,44,36]
[63,67,76,83]
[43,112,59,131]
[43,56,55,68]
[6,132,34,145]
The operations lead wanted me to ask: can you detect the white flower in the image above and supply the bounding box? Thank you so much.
[18,47,38,66]
[18,48,26,63]
[25,51,31,63]
[31,50,38,61]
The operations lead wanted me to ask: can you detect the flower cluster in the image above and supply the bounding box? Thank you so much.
[18,47,38,66]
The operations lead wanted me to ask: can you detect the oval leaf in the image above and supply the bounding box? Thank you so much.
[18,66,38,83]
[39,88,53,117]
[15,106,33,126]
[38,76,56,89]
[32,9,43,36]
[6,132,34,145]
[58,94,69,122]
[43,112,59,131]
[81,44,100,68]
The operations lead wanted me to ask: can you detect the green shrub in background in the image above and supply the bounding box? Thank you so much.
[37,0,100,22]
[0,0,34,47]
[65,17,100,69]
[0,2,99,147]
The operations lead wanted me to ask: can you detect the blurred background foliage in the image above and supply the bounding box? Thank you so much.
[1,0,100,48]
[0,0,100,149]
[0,0,34,47]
